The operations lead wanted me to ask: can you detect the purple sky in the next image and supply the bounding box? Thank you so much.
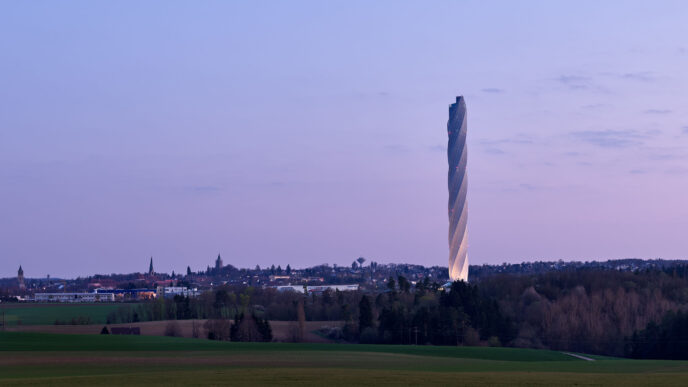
[2,1,688,278]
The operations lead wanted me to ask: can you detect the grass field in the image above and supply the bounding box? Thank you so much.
[0,303,121,326]
[6,319,342,343]
[2,332,688,386]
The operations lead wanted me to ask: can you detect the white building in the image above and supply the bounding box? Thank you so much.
[156,286,200,298]
[34,292,115,303]
[307,284,359,293]
[271,284,359,293]
[274,285,306,293]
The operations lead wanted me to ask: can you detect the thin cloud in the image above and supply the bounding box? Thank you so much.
[682,126,688,135]
[641,145,686,162]
[644,109,672,115]
[555,75,593,90]
[570,129,654,148]
[484,148,506,155]
[480,134,534,146]
[552,74,608,93]
[620,72,656,82]
[665,167,688,175]
[581,103,609,110]
[648,153,681,161]
[563,151,583,157]
[384,144,410,154]
[629,169,646,174]
[428,144,446,153]
[190,185,222,192]
[557,75,591,84]
[519,183,539,191]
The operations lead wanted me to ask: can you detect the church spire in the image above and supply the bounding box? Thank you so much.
[17,265,26,290]
[148,257,154,275]
[215,254,223,271]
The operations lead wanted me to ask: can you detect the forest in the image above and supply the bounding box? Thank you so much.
[105,265,688,358]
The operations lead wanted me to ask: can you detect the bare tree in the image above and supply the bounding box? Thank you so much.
[164,320,182,337]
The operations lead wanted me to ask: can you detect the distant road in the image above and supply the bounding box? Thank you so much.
[563,352,596,361]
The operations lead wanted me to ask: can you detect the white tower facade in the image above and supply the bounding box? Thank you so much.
[447,96,468,281]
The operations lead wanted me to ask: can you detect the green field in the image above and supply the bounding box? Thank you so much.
[0,303,121,326]
[2,332,688,386]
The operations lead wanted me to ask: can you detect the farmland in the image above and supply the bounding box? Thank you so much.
[2,332,688,386]
[0,303,121,326]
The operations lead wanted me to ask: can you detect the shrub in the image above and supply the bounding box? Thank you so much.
[463,327,481,346]
[487,336,501,347]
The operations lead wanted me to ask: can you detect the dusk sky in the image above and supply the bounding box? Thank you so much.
[2,1,688,278]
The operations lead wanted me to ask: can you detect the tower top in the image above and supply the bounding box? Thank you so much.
[450,95,466,108]
[18,265,23,276]
[148,257,154,275]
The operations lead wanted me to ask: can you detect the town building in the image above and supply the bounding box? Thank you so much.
[271,284,359,293]
[307,284,359,293]
[94,288,157,301]
[34,292,115,303]
[156,286,200,298]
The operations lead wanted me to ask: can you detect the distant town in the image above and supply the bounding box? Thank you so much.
[2,256,686,303]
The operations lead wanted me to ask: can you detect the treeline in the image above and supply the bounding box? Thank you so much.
[104,266,688,357]
[476,267,688,356]
[627,310,688,359]
[106,286,363,324]
[105,277,513,346]
[357,278,513,345]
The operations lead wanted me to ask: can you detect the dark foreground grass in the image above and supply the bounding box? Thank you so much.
[0,331,574,361]
[2,332,688,386]
[4,368,688,387]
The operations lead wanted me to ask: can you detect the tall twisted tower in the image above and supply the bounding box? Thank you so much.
[447,96,468,281]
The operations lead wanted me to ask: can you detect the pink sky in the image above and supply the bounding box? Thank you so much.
[1,1,687,277]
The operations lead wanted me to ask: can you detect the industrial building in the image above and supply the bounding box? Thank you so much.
[34,292,115,303]
[272,284,359,293]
